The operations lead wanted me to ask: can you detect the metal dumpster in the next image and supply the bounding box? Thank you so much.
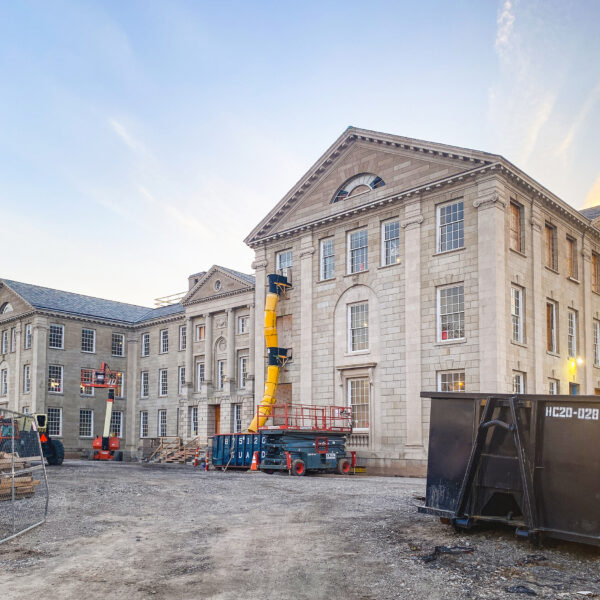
[211,433,266,469]
[419,392,600,546]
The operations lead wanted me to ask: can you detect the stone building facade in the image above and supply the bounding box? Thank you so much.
[246,127,600,475]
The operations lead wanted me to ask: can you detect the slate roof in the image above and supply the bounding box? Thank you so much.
[579,206,600,221]
[216,266,255,286]
[1,279,184,324]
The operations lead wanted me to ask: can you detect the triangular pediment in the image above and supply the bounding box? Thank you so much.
[0,281,35,322]
[182,266,254,305]
[245,127,500,245]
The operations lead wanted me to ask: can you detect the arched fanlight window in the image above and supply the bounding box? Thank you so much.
[0,303,13,314]
[332,173,385,203]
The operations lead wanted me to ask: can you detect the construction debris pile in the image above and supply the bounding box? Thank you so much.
[0,452,40,501]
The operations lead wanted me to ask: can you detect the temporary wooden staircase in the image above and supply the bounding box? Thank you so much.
[145,437,203,464]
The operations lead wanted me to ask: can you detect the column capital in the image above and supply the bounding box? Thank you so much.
[401,215,424,230]
[299,247,315,259]
[473,191,506,210]
[531,216,543,233]
[252,259,268,270]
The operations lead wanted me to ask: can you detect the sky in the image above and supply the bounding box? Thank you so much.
[1,0,599,305]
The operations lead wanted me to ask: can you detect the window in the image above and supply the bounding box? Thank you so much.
[48,365,63,393]
[160,329,168,353]
[196,362,205,391]
[178,366,185,394]
[438,371,465,392]
[140,411,148,438]
[348,378,369,431]
[195,325,205,341]
[437,200,464,253]
[80,369,94,396]
[320,238,335,280]
[276,250,293,273]
[595,321,600,367]
[238,316,249,334]
[548,379,559,395]
[115,372,124,399]
[0,369,7,396]
[593,253,600,294]
[2,330,8,354]
[438,285,465,341]
[232,404,242,433]
[24,324,32,349]
[382,220,400,266]
[10,328,15,352]
[189,406,199,437]
[566,236,578,279]
[159,369,168,396]
[545,224,558,270]
[0,302,13,314]
[546,301,557,353]
[141,372,149,398]
[509,201,523,253]
[79,409,93,438]
[158,409,167,437]
[569,382,579,395]
[22,406,29,414]
[112,333,125,357]
[141,333,150,357]
[239,356,248,388]
[81,328,95,353]
[49,324,64,349]
[23,365,30,394]
[511,286,524,343]
[347,229,368,273]
[217,360,226,390]
[568,310,578,358]
[348,303,369,352]
[333,173,385,202]
[110,411,123,438]
[513,371,525,394]
[47,408,62,436]
[179,325,187,351]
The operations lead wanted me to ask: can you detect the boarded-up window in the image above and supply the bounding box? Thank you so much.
[545,224,557,270]
[509,202,523,253]
[546,301,557,353]
[566,236,578,279]
[276,315,293,351]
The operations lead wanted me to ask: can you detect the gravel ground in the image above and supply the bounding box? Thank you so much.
[0,460,599,599]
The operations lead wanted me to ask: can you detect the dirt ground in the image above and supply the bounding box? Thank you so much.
[1,460,599,599]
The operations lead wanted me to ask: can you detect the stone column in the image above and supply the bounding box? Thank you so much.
[475,180,508,392]
[402,198,424,446]
[227,307,236,394]
[125,335,139,457]
[582,237,594,393]
[252,252,268,410]
[185,316,194,392]
[247,302,255,394]
[203,313,213,394]
[531,207,545,393]
[13,324,21,412]
[31,316,48,414]
[299,234,314,404]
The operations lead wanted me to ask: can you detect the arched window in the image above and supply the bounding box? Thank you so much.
[0,303,13,314]
[332,173,385,203]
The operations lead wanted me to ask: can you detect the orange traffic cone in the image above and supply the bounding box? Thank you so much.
[250,451,259,471]
[193,446,200,468]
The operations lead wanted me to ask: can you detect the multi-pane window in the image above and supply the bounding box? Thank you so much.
[110,411,123,438]
[179,325,187,351]
[349,303,369,352]
[1,330,6,354]
[160,329,168,353]
[438,285,465,341]
[511,286,524,343]
[10,328,16,352]
[513,372,525,394]
[594,321,600,366]
[112,333,125,357]
[159,369,168,396]
[548,379,559,395]
[320,238,335,280]
[509,202,523,253]
[348,378,369,431]
[189,406,199,437]
[593,253,600,294]
[232,404,242,433]
[79,409,93,438]
[140,411,148,438]
[545,224,558,270]
[115,372,124,398]
[141,333,150,357]
[81,328,95,353]
[238,316,249,334]
[568,310,578,358]
[24,324,32,349]
[217,360,226,390]
[239,356,248,388]
[48,365,63,393]
[0,369,7,396]
[80,369,94,396]
[49,324,64,349]
[141,371,149,398]
[196,362,205,391]
[23,365,30,394]
[437,201,464,253]
[546,301,557,353]
[438,371,465,392]
[348,229,368,273]
[47,408,62,436]
[158,409,167,437]
[566,236,578,279]
[382,220,400,266]
[276,250,293,274]
[178,366,185,394]
[195,325,206,341]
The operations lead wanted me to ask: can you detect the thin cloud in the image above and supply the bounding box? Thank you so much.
[495,0,515,56]
[108,118,146,154]
[520,93,556,164]
[584,174,600,209]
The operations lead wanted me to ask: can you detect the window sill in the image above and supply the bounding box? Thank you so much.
[509,248,527,258]
[377,262,402,270]
[546,351,560,358]
[316,277,336,284]
[593,290,600,297]
[434,339,466,347]
[48,347,64,351]
[344,350,371,357]
[81,351,96,354]
[433,247,465,258]
[344,271,369,278]
[567,277,580,284]
[112,355,126,359]
[48,392,64,396]
[544,266,559,275]
[510,340,528,348]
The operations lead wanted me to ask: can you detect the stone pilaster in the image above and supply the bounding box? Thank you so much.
[125,335,139,456]
[531,207,545,393]
[402,199,424,446]
[252,252,268,410]
[203,313,213,395]
[226,307,236,394]
[582,237,594,393]
[31,316,48,414]
[247,303,255,394]
[184,316,194,393]
[13,324,21,412]
[299,234,314,403]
